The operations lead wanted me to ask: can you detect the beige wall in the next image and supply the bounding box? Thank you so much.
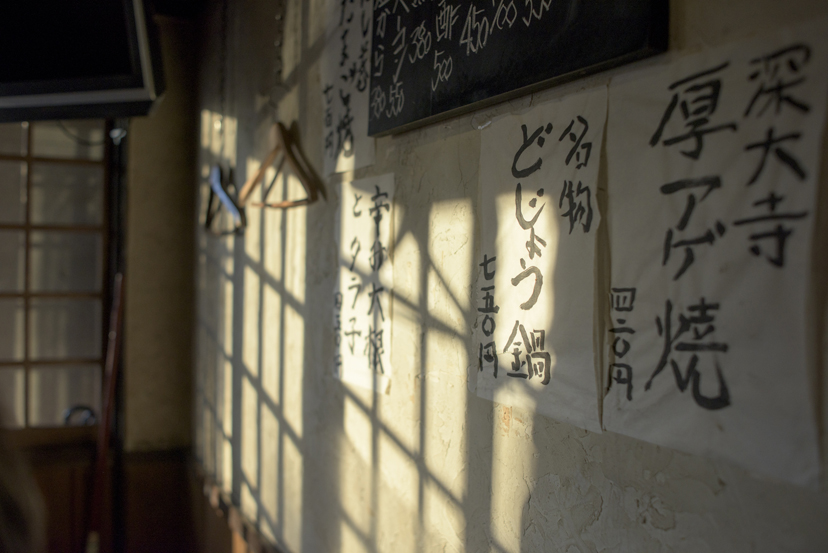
[124,17,198,452]
[194,1,828,551]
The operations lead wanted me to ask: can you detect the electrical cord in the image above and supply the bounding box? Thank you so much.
[56,120,106,146]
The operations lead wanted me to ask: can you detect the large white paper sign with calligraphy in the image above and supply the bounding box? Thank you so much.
[334,174,394,393]
[475,86,607,432]
[604,21,827,486]
[320,0,376,175]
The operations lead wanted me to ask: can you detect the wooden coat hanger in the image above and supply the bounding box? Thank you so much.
[238,122,326,209]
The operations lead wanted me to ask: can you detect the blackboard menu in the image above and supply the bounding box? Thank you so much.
[368,0,668,136]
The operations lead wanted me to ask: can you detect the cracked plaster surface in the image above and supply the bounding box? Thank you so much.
[192,0,828,551]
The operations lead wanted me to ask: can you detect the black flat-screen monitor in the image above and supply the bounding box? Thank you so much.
[0,0,164,122]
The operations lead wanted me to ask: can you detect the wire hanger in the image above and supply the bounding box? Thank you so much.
[238,122,327,209]
[205,165,246,235]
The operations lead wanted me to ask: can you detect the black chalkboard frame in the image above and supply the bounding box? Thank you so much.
[368,0,669,137]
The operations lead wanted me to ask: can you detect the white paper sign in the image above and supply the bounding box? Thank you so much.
[474,86,608,432]
[604,21,827,486]
[320,0,376,176]
[334,174,394,393]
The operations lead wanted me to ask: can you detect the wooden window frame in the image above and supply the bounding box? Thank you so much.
[0,120,112,442]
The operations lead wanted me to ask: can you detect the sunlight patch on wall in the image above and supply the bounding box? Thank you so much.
[264,206,285,281]
[221,250,235,352]
[261,282,283,404]
[283,304,305,439]
[260,520,276,549]
[415,195,472,547]
[338,425,373,548]
[241,374,259,493]
[244,187,262,264]
[285,174,307,306]
[197,216,209,250]
[375,370,418,458]
[377,428,419,512]
[241,480,258,525]
[423,328,468,504]
[426,198,473,335]
[392,226,421,310]
[307,0,326,46]
[221,357,233,441]
[242,265,261,378]
[201,402,215,475]
[260,404,281,529]
[194,398,204,463]
[221,436,233,495]
[376,471,416,553]
[423,480,465,552]
[382,225,424,464]
[340,518,370,553]
[490,404,535,552]
[197,178,212,231]
[199,109,238,166]
[200,109,211,149]
[282,435,304,552]
[344,393,373,466]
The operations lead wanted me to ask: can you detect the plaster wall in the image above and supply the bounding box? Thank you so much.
[125,17,198,451]
[194,1,828,551]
